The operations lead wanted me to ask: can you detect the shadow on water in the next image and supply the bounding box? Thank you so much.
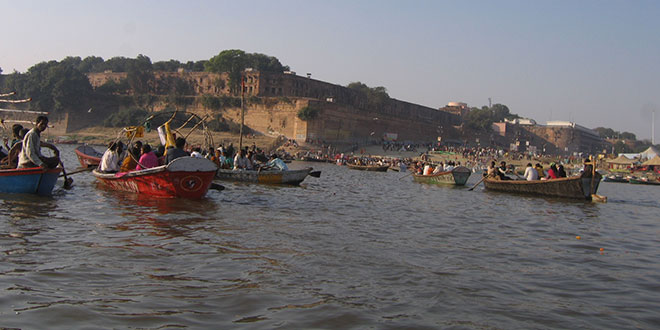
[0,193,59,219]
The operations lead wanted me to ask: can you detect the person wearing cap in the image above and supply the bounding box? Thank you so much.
[264,154,288,171]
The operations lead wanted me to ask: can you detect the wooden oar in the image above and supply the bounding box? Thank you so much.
[59,167,94,177]
[468,175,487,191]
[398,172,415,180]
[60,161,73,189]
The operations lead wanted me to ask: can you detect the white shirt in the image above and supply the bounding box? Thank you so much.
[100,149,120,172]
[524,166,539,181]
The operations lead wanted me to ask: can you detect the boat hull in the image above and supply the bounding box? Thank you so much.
[412,166,472,186]
[483,173,602,200]
[629,178,660,185]
[216,168,311,185]
[0,167,62,196]
[346,164,389,172]
[93,157,217,199]
[74,145,102,168]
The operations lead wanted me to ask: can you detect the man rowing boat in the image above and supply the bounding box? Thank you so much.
[18,116,59,169]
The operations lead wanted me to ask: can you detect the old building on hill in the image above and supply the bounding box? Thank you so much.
[87,69,461,144]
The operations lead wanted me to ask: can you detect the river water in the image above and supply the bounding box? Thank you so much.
[0,144,658,329]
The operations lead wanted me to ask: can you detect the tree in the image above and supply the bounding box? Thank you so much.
[126,54,153,94]
[205,49,247,95]
[620,131,636,140]
[297,106,319,120]
[78,56,105,73]
[347,81,390,108]
[205,50,289,94]
[464,107,493,131]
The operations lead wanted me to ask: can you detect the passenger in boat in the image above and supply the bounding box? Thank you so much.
[497,161,512,180]
[423,163,433,175]
[165,137,189,164]
[545,163,558,179]
[190,147,204,158]
[18,116,60,169]
[486,161,497,177]
[136,144,159,170]
[557,164,567,178]
[264,154,289,171]
[4,124,23,151]
[524,163,539,181]
[221,150,233,169]
[99,141,123,173]
[580,158,593,178]
[535,163,545,178]
[233,149,250,170]
[432,162,443,174]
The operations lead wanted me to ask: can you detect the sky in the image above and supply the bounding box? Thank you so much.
[1,0,659,141]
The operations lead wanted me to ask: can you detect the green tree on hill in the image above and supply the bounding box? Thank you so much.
[205,49,289,95]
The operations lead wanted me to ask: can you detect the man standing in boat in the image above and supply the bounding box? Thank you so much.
[18,115,59,169]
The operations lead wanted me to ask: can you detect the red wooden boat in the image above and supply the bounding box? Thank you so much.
[74,145,102,168]
[92,157,217,199]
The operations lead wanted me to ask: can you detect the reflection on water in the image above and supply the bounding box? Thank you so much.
[0,145,658,329]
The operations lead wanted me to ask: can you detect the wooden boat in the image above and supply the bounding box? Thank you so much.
[628,177,660,185]
[346,164,389,172]
[603,174,629,183]
[93,157,217,199]
[74,145,102,168]
[412,166,472,186]
[483,173,603,200]
[215,167,313,185]
[0,167,62,196]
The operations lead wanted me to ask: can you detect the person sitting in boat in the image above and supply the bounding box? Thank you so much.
[497,161,512,180]
[99,141,123,173]
[545,162,559,179]
[486,161,497,177]
[524,163,539,181]
[4,124,23,151]
[264,154,289,171]
[18,115,60,169]
[165,137,189,164]
[233,149,250,170]
[557,164,567,178]
[535,163,545,178]
[580,158,593,178]
[423,163,433,175]
[136,144,159,170]
[190,147,204,158]
[432,162,444,174]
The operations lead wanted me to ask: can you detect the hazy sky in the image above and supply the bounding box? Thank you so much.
[1,0,659,140]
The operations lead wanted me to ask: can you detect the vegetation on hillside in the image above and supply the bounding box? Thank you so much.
[204,50,289,95]
[347,82,390,109]
[463,104,520,131]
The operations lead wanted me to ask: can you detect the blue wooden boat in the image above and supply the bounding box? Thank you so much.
[0,167,62,196]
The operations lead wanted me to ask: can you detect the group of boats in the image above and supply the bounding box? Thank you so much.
[343,160,604,201]
[603,173,660,185]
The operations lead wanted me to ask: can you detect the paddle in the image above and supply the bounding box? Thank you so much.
[210,182,225,191]
[59,166,93,177]
[398,172,415,180]
[468,175,487,191]
[59,161,73,189]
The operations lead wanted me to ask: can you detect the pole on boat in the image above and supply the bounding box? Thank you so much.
[239,75,245,151]
[468,175,487,191]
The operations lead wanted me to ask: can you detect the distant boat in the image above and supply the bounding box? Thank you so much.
[93,157,217,199]
[346,164,389,172]
[216,167,315,185]
[628,177,660,186]
[74,145,102,168]
[412,166,472,186]
[484,173,603,200]
[603,174,629,183]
